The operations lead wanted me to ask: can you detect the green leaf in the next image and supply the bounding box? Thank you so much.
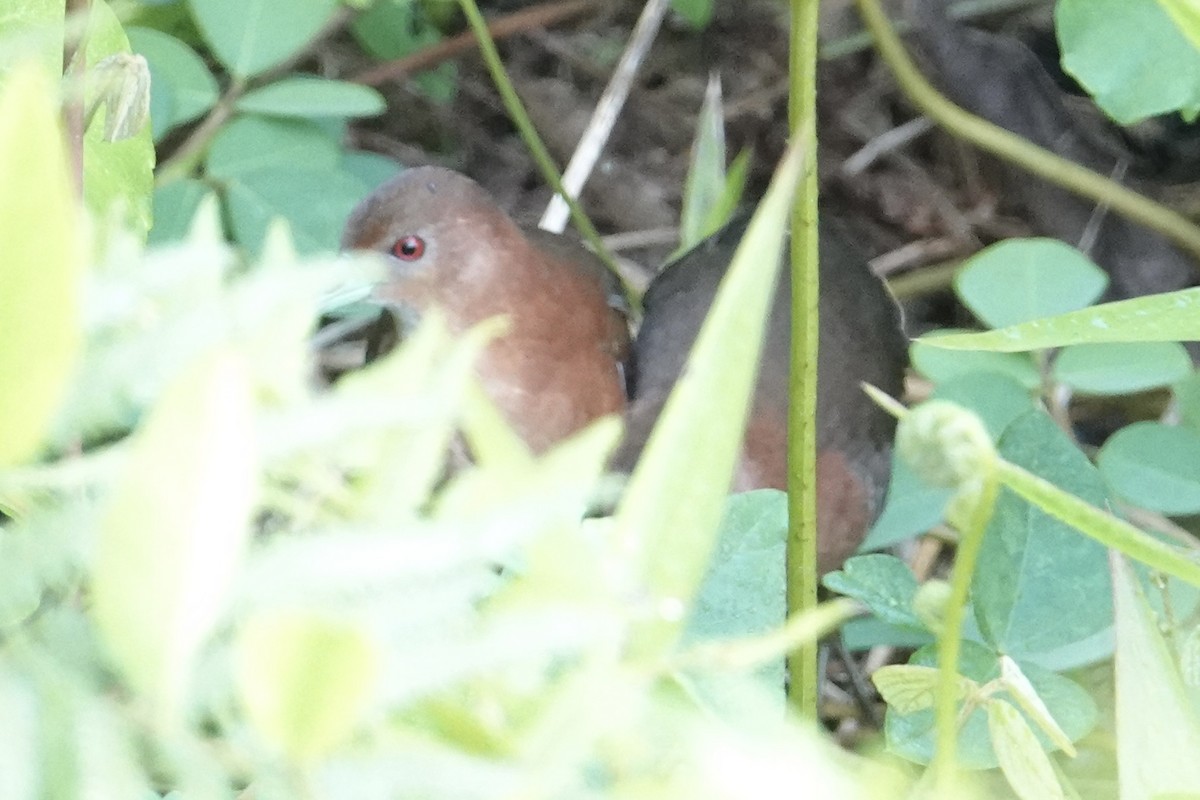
[685,490,787,640]
[1098,422,1200,515]
[1058,0,1200,123]
[874,664,968,714]
[236,612,379,762]
[613,144,804,655]
[841,614,935,650]
[679,74,727,250]
[186,0,339,78]
[1158,0,1200,52]
[822,554,926,630]
[148,178,209,244]
[224,166,369,254]
[918,287,1200,352]
[236,76,386,118]
[911,332,1041,388]
[205,114,341,179]
[1053,341,1192,395]
[864,372,1035,550]
[974,412,1115,670]
[862,455,954,549]
[932,372,1037,439]
[987,698,1065,800]
[92,351,257,724]
[0,63,81,467]
[1176,371,1200,435]
[351,0,433,59]
[998,655,1076,756]
[348,1,458,102]
[683,490,787,686]
[885,640,1096,767]
[82,0,156,238]
[341,149,402,190]
[0,0,64,78]
[953,239,1107,329]
[127,26,217,139]
[1111,554,1200,797]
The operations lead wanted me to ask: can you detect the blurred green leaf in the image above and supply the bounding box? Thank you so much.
[932,372,1037,439]
[236,612,378,762]
[911,332,1041,388]
[974,412,1114,671]
[82,0,156,238]
[349,0,457,102]
[1058,0,1200,122]
[614,144,803,655]
[341,149,403,190]
[987,697,1065,800]
[127,26,217,139]
[862,455,953,549]
[0,63,81,467]
[684,490,787,688]
[842,615,935,651]
[1176,370,1200,435]
[1158,0,1200,52]
[886,640,1096,767]
[148,178,209,244]
[1111,555,1200,797]
[954,239,1107,329]
[186,0,339,78]
[874,664,968,714]
[1098,422,1200,515]
[0,0,63,78]
[823,553,926,630]
[680,74,727,250]
[877,366,1034,550]
[224,166,368,254]
[205,114,341,178]
[1053,341,1192,395]
[868,368,1034,551]
[236,76,386,118]
[92,351,257,723]
[919,287,1200,352]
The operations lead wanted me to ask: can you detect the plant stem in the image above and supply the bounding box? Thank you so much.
[932,475,999,789]
[854,0,1200,268]
[996,460,1200,587]
[785,0,821,718]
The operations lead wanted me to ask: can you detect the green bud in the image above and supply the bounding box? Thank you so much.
[914,579,953,635]
[897,400,995,489]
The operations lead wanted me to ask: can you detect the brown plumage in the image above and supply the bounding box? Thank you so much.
[342,167,907,573]
[341,166,630,453]
[610,216,907,573]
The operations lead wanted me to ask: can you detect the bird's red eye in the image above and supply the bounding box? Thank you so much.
[391,235,426,261]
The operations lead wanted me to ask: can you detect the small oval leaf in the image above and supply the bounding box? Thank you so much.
[236,76,386,118]
[187,0,339,78]
[1098,422,1200,514]
[1053,341,1192,395]
[954,239,1108,330]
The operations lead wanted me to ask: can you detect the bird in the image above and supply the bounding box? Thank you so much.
[340,166,631,453]
[610,215,907,574]
[341,167,907,572]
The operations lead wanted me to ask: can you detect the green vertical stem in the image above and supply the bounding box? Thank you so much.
[932,477,998,789]
[785,0,821,716]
